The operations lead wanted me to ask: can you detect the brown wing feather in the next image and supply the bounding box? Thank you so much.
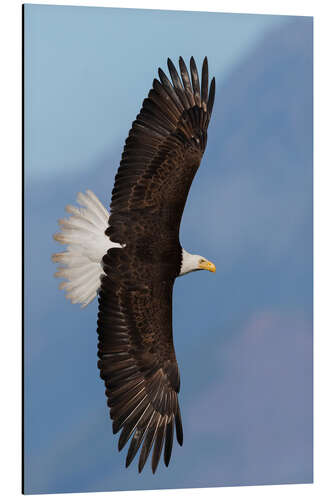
[108,56,215,225]
[98,58,215,472]
[97,267,182,473]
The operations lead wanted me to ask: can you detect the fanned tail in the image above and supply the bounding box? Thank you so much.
[52,189,120,308]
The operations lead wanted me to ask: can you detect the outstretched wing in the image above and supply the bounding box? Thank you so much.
[107,56,215,244]
[97,269,182,473]
[98,58,215,473]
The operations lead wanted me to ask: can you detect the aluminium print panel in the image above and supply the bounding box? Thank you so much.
[23,3,313,495]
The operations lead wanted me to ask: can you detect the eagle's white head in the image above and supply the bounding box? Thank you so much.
[179,249,216,276]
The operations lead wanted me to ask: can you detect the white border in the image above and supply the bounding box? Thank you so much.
[1,1,332,499]
[1,0,318,16]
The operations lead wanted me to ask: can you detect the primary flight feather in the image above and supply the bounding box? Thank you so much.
[53,56,216,473]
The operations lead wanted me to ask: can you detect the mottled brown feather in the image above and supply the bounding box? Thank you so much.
[97,57,215,473]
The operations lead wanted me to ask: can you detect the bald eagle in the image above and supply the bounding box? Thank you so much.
[52,57,216,473]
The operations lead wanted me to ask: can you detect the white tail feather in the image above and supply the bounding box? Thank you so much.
[52,190,122,308]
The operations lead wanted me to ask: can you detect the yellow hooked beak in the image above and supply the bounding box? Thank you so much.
[198,259,216,273]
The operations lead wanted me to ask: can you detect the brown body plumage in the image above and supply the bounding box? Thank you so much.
[97,57,215,473]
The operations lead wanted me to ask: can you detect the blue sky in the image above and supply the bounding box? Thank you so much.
[24,4,283,181]
[24,5,312,494]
